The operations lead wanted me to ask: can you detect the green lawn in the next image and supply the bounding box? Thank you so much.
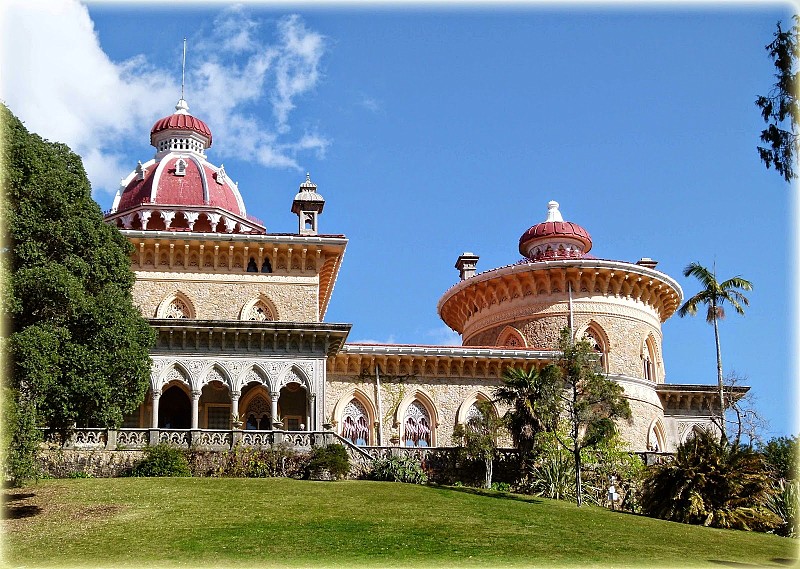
[2,478,796,568]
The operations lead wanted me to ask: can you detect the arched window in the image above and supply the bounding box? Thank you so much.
[248,300,273,321]
[583,326,608,372]
[245,395,271,430]
[403,400,432,447]
[246,257,258,272]
[497,325,527,348]
[261,258,272,273]
[643,335,658,382]
[175,158,187,176]
[341,398,370,446]
[165,297,190,319]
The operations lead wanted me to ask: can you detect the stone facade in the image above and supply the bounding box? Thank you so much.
[133,272,319,322]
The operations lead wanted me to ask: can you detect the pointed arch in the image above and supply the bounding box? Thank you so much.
[496,325,527,348]
[647,417,667,452]
[396,389,439,447]
[579,321,610,373]
[156,361,191,393]
[277,364,311,393]
[240,294,279,322]
[641,333,661,383]
[456,390,498,425]
[156,291,196,319]
[198,364,233,392]
[236,364,269,393]
[333,388,377,446]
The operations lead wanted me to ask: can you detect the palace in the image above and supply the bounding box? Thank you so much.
[105,98,734,453]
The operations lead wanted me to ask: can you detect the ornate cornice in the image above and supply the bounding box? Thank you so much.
[438,259,683,333]
[149,319,351,357]
[329,344,552,378]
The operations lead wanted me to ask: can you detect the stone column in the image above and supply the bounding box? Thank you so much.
[191,390,201,430]
[151,391,161,429]
[308,393,316,431]
[270,391,281,429]
[231,390,241,419]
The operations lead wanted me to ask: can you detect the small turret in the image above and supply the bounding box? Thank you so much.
[291,173,325,235]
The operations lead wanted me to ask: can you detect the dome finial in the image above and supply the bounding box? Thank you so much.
[545,200,563,222]
[174,38,190,115]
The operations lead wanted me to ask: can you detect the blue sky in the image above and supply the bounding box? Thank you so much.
[2,1,796,439]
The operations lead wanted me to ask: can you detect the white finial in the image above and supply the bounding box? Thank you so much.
[545,200,563,222]
[174,38,189,115]
[306,172,311,182]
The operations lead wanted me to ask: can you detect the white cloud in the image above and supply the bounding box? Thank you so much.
[1,1,329,195]
[424,326,463,346]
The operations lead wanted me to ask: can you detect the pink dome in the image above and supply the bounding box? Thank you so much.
[150,112,212,147]
[518,201,592,260]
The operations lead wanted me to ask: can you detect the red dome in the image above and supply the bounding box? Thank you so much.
[518,202,592,259]
[150,113,212,146]
[519,221,592,248]
[115,157,244,217]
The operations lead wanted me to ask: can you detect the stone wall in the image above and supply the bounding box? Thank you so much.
[464,296,665,383]
[39,449,145,478]
[133,271,319,321]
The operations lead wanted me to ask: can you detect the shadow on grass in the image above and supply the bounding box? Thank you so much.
[708,559,797,567]
[426,483,543,504]
[3,492,42,520]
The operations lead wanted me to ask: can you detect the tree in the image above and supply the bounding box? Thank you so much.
[452,400,502,489]
[497,328,631,506]
[1,104,155,437]
[723,371,767,449]
[678,262,752,442]
[494,365,561,467]
[756,17,799,182]
[550,328,632,507]
[640,429,780,532]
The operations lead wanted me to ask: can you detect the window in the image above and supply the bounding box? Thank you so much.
[248,300,273,321]
[261,258,272,273]
[246,257,258,272]
[165,297,190,319]
[207,405,231,429]
[403,400,431,447]
[244,395,271,430]
[583,326,607,372]
[341,398,370,446]
[175,158,187,176]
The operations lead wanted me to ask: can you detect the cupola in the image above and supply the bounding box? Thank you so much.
[291,173,325,235]
[518,201,592,261]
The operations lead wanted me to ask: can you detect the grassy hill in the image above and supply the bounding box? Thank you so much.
[3,478,796,568]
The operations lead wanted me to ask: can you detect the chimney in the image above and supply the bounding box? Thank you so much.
[455,252,480,280]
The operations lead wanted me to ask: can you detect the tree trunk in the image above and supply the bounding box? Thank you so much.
[485,457,493,489]
[574,445,583,507]
[712,301,727,442]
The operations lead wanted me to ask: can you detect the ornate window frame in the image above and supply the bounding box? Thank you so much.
[156,291,196,319]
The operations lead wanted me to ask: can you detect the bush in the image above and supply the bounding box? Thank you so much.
[766,478,799,537]
[491,482,511,492]
[640,430,780,531]
[2,389,42,486]
[308,444,350,480]
[128,444,190,477]
[369,455,427,484]
[190,444,309,478]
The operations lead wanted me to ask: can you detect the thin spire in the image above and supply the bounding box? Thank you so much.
[181,37,187,101]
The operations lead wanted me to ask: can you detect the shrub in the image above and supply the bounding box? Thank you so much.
[2,388,42,486]
[191,444,309,478]
[491,481,511,492]
[766,478,799,537]
[308,444,350,480]
[128,444,190,477]
[370,455,427,484]
[640,430,780,531]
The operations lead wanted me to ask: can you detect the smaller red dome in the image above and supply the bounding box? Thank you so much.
[150,99,212,147]
[151,114,212,145]
[518,201,592,259]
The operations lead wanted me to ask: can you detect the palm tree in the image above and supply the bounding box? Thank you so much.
[678,262,752,441]
[493,366,560,465]
[640,429,779,531]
